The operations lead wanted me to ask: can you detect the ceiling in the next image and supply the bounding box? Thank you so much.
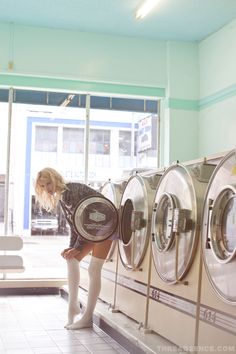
[0,0,236,42]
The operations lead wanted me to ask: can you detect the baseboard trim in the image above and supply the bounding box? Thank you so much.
[0,287,60,296]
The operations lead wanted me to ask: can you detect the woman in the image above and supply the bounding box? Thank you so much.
[35,167,114,330]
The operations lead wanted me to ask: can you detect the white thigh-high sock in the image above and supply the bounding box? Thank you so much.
[65,258,80,327]
[67,256,104,330]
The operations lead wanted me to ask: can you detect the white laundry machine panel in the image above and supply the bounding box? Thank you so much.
[148,162,215,349]
[100,179,127,261]
[115,171,162,326]
[198,150,236,353]
[79,179,126,307]
[99,179,127,307]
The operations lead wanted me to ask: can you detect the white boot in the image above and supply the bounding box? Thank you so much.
[65,258,80,327]
[67,256,104,330]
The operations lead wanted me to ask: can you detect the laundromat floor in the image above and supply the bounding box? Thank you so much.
[61,286,184,354]
[0,292,128,354]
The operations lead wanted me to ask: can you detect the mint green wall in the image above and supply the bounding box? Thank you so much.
[199,97,236,155]
[0,22,166,96]
[0,23,11,71]
[0,22,201,167]
[162,41,199,166]
[2,20,236,165]
[199,19,236,156]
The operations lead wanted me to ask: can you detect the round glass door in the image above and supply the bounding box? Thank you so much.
[209,186,236,263]
[118,174,159,270]
[201,149,236,304]
[73,196,118,242]
[100,180,126,259]
[152,192,177,252]
[151,164,198,284]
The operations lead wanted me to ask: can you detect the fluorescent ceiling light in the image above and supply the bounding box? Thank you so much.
[135,0,160,20]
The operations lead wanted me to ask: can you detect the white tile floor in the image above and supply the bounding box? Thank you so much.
[0,294,129,354]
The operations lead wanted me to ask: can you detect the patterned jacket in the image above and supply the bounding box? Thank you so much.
[60,182,102,249]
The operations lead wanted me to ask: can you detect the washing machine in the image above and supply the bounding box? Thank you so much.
[79,179,127,307]
[100,179,127,261]
[198,150,236,353]
[114,170,163,327]
[148,161,216,349]
[98,178,127,307]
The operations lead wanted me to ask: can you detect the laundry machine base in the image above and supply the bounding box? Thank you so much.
[197,269,236,354]
[148,299,197,349]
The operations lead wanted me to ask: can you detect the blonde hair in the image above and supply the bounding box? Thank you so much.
[35,167,67,212]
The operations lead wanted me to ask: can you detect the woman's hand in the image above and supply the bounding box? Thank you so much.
[61,247,81,259]
[61,247,72,258]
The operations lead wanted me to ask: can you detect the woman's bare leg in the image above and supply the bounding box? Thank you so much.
[92,239,113,259]
[67,240,112,330]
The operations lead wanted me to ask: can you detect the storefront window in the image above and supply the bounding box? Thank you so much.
[119,131,131,156]
[63,127,84,153]
[35,126,58,152]
[0,89,159,280]
[90,129,110,155]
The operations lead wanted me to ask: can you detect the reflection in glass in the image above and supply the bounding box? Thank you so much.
[222,196,236,253]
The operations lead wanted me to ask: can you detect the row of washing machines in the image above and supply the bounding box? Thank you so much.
[79,149,236,353]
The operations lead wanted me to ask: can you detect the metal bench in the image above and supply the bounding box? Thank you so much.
[0,236,24,273]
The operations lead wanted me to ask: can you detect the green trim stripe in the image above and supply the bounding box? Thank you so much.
[199,83,236,109]
[167,98,198,111]
[1,73,236,110]
[0,73,165,98]
[167,83,236,111]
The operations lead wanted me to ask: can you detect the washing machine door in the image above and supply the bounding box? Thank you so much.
[202,150,236,304]
[101,180,127,207]
[151,163,212,284]
[100,180,127,258]
[73,195,119,242]
[119,173,161,270]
